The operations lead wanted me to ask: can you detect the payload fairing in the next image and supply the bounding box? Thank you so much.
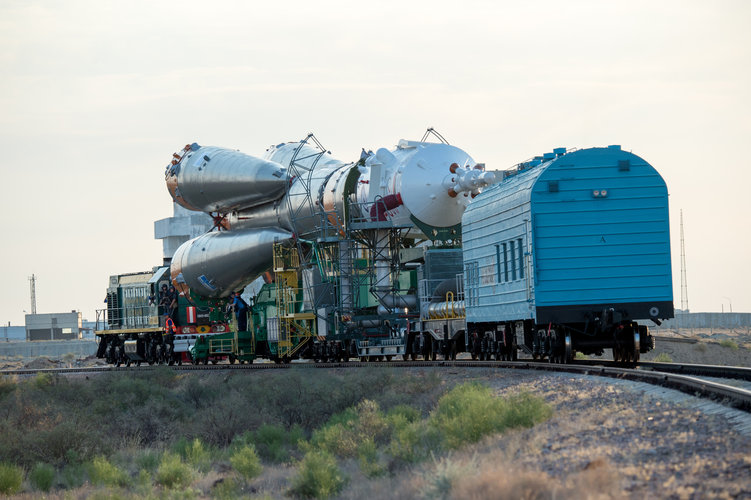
[166,136,496,298]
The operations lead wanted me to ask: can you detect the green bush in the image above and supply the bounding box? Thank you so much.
[156,452,193,489]
[60,463,86,489]
[230,445,262,480]
[250,423,304,463]
[290,450,346,499]
[719,339,739,350]
[387,419,441,463]
[213,476,243,499]
[357,438,386,477]
[33,372,56,389]
[386,404,420,424]
[653,352,673,363]
[135,449,161,472]
[29,462,55,492]
[0,462,24,495]
[310,399,390,459]
[0,375,15,402]
[173,438,212,472]
[89,456,129,487]
[430,383,552,449]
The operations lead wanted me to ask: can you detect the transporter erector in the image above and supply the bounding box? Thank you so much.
[94,132,671,366]
[163,132,496,361]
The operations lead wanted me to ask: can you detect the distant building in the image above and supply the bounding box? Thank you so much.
[154,203,214,262]
[25,311,82,341]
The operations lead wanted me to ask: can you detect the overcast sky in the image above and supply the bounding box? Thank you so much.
[1,0,749,325]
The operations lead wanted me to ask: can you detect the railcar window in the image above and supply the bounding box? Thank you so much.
[518,238,524,279]
[495,245,502,283]
[510,240,517,280]
[502,243,509,282]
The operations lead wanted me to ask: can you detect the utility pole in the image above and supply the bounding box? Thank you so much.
[680,211,688,312]
[29,274,37,315]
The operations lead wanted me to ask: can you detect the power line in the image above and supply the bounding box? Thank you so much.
[680,210,688,311]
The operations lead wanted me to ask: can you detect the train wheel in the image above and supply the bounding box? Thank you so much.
[385,355,393,362]
[403,354,410,361]
[411,353,418,361]
[229,354,236,364]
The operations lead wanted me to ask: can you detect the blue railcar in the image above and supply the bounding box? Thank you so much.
[462,146,673,363]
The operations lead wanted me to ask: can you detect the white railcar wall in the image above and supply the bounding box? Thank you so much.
[463,166,545,324]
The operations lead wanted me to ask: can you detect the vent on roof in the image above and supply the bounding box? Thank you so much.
[618,159,630,171]
[548,181,559,193]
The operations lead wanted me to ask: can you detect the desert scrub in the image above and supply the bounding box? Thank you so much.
[173,437,213,472]
[290,449,346,499]
[155,452,193,489]
[88,456,129,487]
[423,454,478,499]
[247,423,304,462]
[357,438,386,477]
[653,352,673,363]
[230,445,263,480]
[388,418,442,464]
[29,462,55,492]
[135,449,161,472]
[0,462,24,495]
[719,339,739,350]
[0,375,15,402]
[309,399,390,459]
[430,383,552,449]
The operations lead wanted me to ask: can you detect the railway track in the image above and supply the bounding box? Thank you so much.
[4,359,751,412]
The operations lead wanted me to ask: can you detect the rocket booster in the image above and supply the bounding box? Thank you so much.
[166,144,288,213]
[165,137,496,298]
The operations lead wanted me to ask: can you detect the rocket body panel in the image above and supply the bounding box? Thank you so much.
[355,142,476,228]
[167,146,288,213]
[170,227,292,298]
[263,142,354,238]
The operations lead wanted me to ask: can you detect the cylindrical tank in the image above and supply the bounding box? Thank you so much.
[166,144,289,213]
[170,227,292,298]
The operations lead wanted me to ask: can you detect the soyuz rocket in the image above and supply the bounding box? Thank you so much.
[165,135,496,298]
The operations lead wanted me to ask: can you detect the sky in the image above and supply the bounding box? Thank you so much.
[0,0,749,326]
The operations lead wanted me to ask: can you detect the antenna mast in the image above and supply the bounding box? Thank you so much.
[29,274,37,315]
[679,210,688,311]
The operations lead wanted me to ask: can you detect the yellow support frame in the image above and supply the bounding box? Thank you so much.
[273,244,316,359]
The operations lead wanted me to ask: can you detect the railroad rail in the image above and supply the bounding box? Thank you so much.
[3,359,751,412]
